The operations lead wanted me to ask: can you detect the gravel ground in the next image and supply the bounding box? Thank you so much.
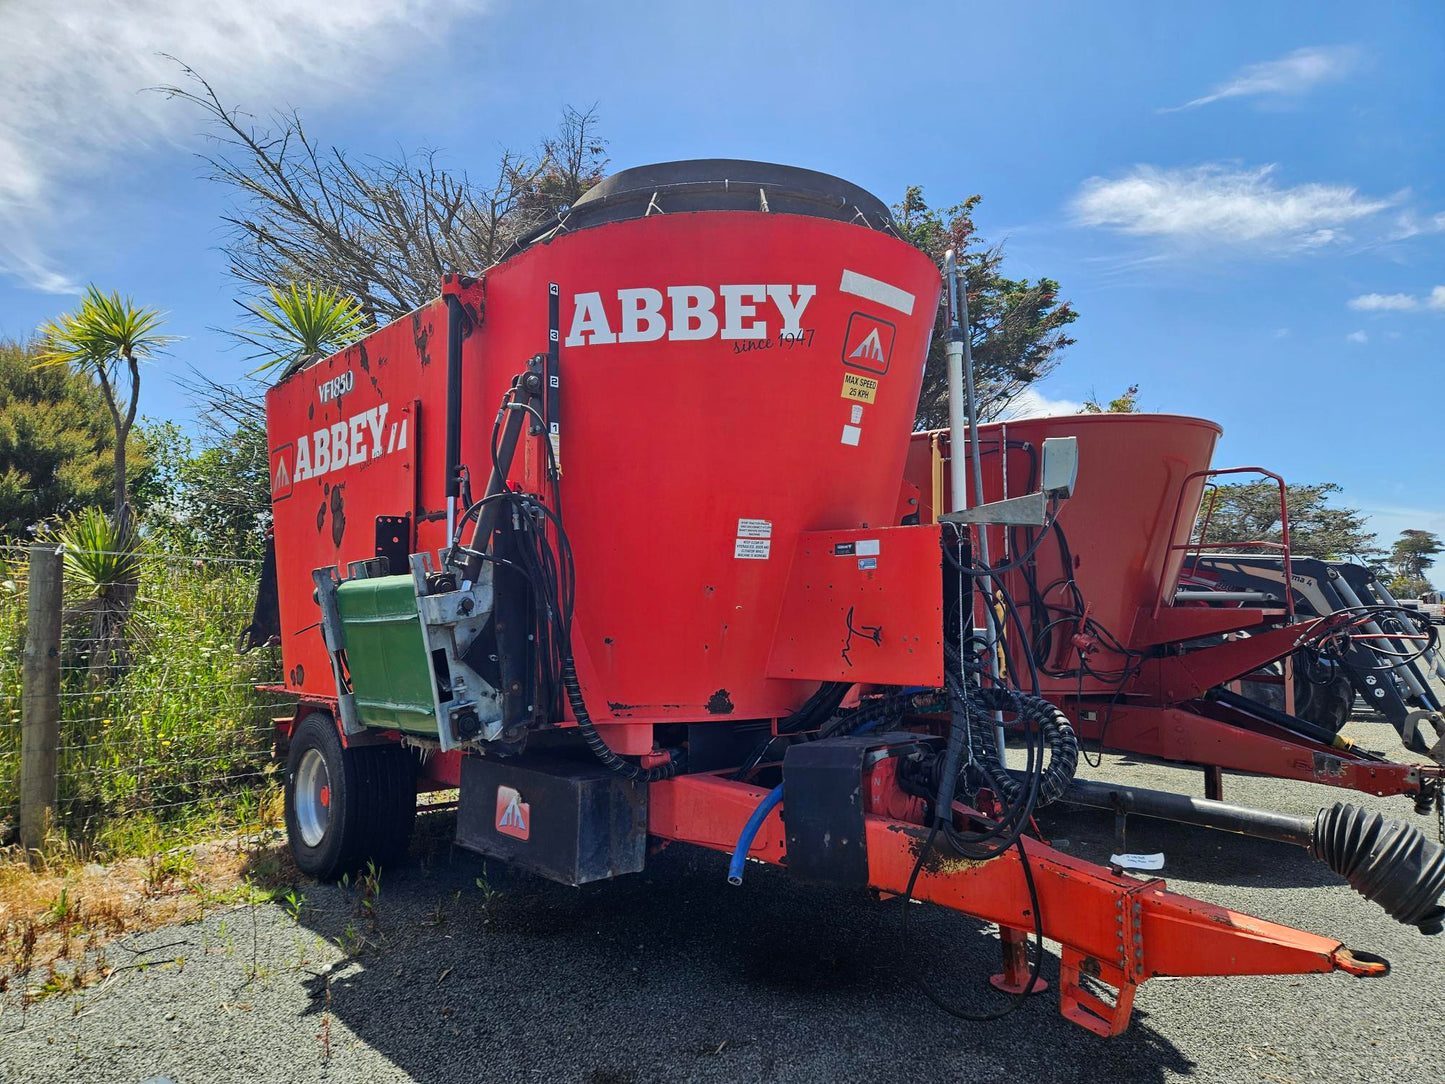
[3,695,1442,1084]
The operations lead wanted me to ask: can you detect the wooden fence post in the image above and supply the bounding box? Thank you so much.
[20,543,62,851]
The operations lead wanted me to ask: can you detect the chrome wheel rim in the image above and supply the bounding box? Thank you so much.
[294,747,332,848]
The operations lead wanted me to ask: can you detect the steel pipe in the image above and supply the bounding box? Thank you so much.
[1062,778,1315,848]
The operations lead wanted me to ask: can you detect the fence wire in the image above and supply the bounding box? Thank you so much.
[0,545,287,851]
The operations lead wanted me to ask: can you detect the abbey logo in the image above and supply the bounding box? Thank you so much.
[841,312,895,375]
[269,443,294,501]
[564,284,816,346]
[495,785,530,841]
[268,402,409,500]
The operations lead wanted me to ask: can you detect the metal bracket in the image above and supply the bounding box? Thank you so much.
[1058,876,1160,1036]
[311,566,362,736]
[938,490,1047,527]
[408,552,503,751]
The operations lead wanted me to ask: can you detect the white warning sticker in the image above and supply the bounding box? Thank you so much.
[734,537,771,560]
[849,403,864,425]
[856,539,880,556]
[841,424,861,446]
[736,518,772,539]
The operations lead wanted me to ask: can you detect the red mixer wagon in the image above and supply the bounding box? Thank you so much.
[903,415,1445,812]
[252,160,1443,1036]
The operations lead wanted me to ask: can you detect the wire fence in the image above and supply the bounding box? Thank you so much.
[0,543,288,855]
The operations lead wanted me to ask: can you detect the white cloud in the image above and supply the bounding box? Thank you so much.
[1071,164,1395,253]
[1272,327,1291,339]
[999,388,1087,420]
[1389,209,1445,240]
[1347,286,1445,312]
[1164,46,1358,111]
[1346,330,1369,344]
[0,0,485,292]
[1349,292,1419,311]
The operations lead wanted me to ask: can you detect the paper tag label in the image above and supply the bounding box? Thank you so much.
[855,539,880,556]
[841,424,861,446]
[734,538,771,560]
[736,518,772,539]
[849,403,864,425]
[858,556,877,570]
[1110,852,1165,870]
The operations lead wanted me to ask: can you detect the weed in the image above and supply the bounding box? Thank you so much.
[8,918,38,973]
[317,974,333,1064]
[421,895,450,928]
[287,932,316,969]
[43,887,76,927]
[144,848,195,897]
[475,866,502,925]
[334,924,362,956]
[282,889,307,924]
[356,861,382,932]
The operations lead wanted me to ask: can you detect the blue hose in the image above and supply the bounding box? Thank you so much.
[727,712,896,885]
[728,783,783,885]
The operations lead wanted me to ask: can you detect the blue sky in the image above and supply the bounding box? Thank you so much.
[1,1,1440,576]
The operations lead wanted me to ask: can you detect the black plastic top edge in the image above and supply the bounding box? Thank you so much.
[511,159,898,254]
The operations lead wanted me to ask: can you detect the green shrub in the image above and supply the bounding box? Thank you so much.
[0,547,284,858]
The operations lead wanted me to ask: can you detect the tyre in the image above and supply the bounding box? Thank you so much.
[1293,662,1355,734]
[284,712,418,880]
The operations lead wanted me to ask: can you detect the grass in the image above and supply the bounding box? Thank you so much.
[0,821,300,1003]
[0,546,285,860]
[0,544,294,1000]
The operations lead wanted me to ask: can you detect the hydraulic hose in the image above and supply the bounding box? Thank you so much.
[561,657,682,782]
[1313,803,1445,935]
[729,784,784,885]
[969,685,1079,809]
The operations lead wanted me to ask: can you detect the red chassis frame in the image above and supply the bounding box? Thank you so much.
[1067,696,1443,800]
[647,758,1386,1037]
[264,693,1388,1036]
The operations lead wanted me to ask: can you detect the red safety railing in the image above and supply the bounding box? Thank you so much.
[1155,466,1295,623]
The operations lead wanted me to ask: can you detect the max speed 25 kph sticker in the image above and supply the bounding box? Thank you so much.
[841,372,878,403]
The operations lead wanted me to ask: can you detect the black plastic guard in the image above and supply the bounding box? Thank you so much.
[238,531,280,653]
[782,732,927,885]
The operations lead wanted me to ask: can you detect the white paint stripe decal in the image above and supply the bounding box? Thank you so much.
[839,269,915,315]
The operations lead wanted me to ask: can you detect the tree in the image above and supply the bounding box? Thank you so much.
[134,418,271,561]
[1082,384,1140,413]
[37,287,174,524]
[157,64,606,324]
[1193,481,1379,561]
[894,188,1078,426]
[179,425,271,561]
[0,338,150,536]
[235,282,371,376]
[1389,529,1442,596]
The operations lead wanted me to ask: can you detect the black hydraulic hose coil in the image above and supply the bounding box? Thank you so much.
[561,657,682,782]
[1312,803,1445,935]
[968,686,1080,808]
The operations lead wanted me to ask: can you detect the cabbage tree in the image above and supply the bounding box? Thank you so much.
[38,287,174,525]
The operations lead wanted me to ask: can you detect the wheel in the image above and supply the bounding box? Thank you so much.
[1292,662,1355,735]
[284,712,417,880]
